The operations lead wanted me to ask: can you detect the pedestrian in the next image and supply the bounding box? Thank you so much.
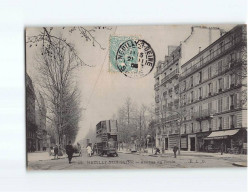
[173,145,178,158]
[86,144,92,157]
[66,141,74,164]
[220,142,224,155]
[54,145,59,159]
[154,147,160,155]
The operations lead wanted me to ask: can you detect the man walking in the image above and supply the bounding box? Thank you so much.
[173,145,178,158]
[66,141,74,164]
[54,145,59,159]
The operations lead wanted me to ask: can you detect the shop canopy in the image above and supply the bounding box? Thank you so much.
[204,129,239,140]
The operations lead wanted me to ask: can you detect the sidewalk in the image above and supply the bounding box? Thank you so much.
[118,148,247,160]
[27,151,67,162]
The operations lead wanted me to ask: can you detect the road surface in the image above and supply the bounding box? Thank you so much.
[27,149,247,170]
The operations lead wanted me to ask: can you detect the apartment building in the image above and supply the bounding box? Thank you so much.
[179,25,247,153]
[154,26,223,150]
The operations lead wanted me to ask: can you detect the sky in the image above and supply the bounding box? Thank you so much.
[26,24,235,143]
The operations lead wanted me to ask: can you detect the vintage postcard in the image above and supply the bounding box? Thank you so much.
[25,25,247,170]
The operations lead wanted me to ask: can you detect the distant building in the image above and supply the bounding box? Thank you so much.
[35,92,47,151]
[26,73,37,152]
[179,25,247,152]
[154,26,224,150]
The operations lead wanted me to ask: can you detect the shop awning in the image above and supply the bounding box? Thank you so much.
[204,129,239,140]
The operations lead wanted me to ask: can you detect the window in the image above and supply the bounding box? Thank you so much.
[230,52,236,62]
[208,119,212,131]
[184,124,187,134]
[230,94,237,108]
[218,78,223,91]
[230,74,236,86]
[199,105,202,115]
[183,94,186,105]
[219,117,223,129]
[226,96,229,110]
[230,115,236,128]
[199,71,202,83]
[218,60,223,74]
[191,91,194,102]
[226,75,230,89]
[183,80,186,91]
[230,94,234,108]
[199,87,202,99]
[208,101,212,112]
[199,121,202,132]
[190,76,193,87]
[191,123,194,133]
[208,83,213,95]
[218,98,223,113]
[191,107,194,119]
[208,66,212,78]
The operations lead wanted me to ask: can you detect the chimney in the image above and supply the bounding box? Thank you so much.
[168,46,178,56]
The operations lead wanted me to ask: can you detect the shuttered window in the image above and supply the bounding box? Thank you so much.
[226,96,229,110]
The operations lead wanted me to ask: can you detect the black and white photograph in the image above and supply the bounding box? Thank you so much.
[0,0,247,192]
[25,24,247,170]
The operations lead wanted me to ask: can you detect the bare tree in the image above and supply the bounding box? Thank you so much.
[35,38,83,145]
[26,26,112,66]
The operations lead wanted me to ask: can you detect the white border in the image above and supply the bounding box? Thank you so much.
[0,0,247,192]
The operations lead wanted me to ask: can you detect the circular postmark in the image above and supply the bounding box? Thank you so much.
[115,39,155,78]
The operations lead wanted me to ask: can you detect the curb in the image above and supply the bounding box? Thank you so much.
[232,162,247,167]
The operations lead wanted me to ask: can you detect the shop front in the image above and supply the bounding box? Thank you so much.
[196,131,211,152]
[161,135,169,150]
[168,134,179,149]
[180,134,188,151]
[187,134,196,151]
[203,129,247,154]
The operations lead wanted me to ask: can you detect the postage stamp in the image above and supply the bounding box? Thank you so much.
[109,36,156,78]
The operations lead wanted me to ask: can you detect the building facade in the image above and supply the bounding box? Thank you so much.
[155,26,223,150]
[179,25,247,153]
[26,73,37,152]
[35,92,47,151]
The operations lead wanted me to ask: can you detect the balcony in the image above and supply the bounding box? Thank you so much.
[194,109,215,121]
[180,34,244,80]
[154,82,160,90]
[162,114,180,122]
[161,69,179,85]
